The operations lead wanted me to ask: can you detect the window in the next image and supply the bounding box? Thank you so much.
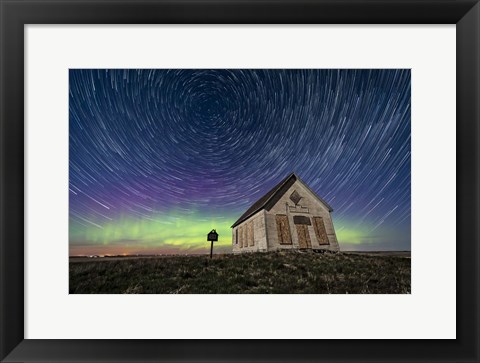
[313,216,329,245]
[242,226,247,248]
[275,214,292,245]
[250,222,255,246]
[239,226,243,248]
[248,221,254,246]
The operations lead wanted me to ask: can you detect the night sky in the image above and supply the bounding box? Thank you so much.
[69,69,411,255]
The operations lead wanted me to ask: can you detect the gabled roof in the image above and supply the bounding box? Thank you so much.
[231,173,333,228]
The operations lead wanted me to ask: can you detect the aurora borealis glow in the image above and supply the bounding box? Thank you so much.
[69,69,411,255]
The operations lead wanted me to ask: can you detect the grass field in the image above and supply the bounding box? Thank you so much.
[69,251,410,294]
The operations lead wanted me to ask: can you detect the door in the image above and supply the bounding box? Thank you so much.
[313,217,329,245]
[296,224,312,249]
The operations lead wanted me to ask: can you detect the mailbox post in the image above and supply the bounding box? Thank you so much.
[207,229,218,259]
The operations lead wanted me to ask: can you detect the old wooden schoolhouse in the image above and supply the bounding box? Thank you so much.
[231,173,339,253]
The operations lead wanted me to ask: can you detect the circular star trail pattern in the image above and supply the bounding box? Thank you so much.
[69,69,410,254]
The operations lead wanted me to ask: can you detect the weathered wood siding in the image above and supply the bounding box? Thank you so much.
[232,210,267,254]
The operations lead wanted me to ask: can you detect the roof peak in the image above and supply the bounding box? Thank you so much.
[231,172,333,228]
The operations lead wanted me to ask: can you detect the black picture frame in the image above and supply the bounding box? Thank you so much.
[1,1,479,362]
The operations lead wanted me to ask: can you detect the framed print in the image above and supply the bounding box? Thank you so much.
[1,0,479,362]
[66,68,411,295]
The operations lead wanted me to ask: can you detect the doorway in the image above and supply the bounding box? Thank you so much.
[296,224,312,249]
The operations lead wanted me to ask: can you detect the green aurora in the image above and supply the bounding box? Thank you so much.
[69,212,407,255]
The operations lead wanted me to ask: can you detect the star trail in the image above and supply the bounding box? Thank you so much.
[69,69,411,255]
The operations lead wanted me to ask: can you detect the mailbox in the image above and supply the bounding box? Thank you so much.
[207,229,218,242]
[207,229,218,259]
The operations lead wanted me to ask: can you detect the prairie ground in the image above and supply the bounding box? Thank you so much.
[69,251,410,294]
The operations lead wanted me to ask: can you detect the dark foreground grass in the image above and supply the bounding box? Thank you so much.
[69,252,410,294]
